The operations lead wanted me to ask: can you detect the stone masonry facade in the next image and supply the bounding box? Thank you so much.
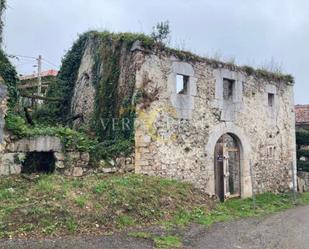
[0,136,90,176]
[1,36,296,199]
[0,83,7,152]
[134,52,296,198]
[66,37,296,198]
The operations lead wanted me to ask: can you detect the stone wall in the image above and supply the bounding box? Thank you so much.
[134,53,296,197]
[45,34,296,197]
[70,36,140,131]
[0,83,7,151]
[0,83,8,174]
[70,38,96,128]
[0,136,91,177]
[0,134,134,177]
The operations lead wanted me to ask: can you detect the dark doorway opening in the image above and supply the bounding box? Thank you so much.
[22,152,56,174]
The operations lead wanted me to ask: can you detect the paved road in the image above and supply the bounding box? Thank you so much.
[186,205,309,249]
[1,205,308,249]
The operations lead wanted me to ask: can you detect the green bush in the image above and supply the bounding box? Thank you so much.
[297,149,309,158]
[296,130,309,146]
[297,161,309,172]
[5,112,97,152]
[0,49,18,107]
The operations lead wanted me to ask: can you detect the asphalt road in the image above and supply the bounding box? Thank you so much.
[1,205,308,249]
[186,205,309,249]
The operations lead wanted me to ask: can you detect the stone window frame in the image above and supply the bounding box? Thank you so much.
[268,93,275,107]
[265,84,277,119]
[223,78,236,101]
[176,74,189,95]
[168,61,197,119]
[213,69,244,109]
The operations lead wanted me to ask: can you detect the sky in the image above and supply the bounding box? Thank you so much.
[3,0,309,104]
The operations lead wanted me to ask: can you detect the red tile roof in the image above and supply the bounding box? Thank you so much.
[19,69,58,80]
[295,105,309,124]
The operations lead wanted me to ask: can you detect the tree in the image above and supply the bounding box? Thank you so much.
[0,0,6,45]
[151,21,171,45]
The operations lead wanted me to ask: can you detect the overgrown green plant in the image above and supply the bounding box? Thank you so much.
[296,129,309,172]
[151,20,171,44]
[44,32,90,123]
[0,0,6,44]
[37,30,295,165]
[5,112,97,152]
[0,49,18,107]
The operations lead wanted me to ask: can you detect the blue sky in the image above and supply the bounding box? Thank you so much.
[3,0,309,104]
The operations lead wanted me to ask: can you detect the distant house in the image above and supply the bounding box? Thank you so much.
[295,105,309,129]
[18,69,58,106]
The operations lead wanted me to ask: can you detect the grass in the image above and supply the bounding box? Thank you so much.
[167,192,309,228]
[128,232,182,249]
[0,173,308,240]
[0,173,210,239]
[153,235,182,249]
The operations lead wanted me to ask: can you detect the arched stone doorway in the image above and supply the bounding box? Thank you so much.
[214,133,241,201]
[205,123,252,199]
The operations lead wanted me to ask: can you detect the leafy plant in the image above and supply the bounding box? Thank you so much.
[151,20,171,44]
[154,235,182,249]
[5,112,97,152]
[74,196,88,208]
[0,49,18,107]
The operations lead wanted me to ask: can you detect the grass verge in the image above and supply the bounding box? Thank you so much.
[0,173,308,241]
[0,173,210,239]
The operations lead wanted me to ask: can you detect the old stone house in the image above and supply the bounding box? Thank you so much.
[18,69,58,107]
[67,32,296,200]
[0,32,297,200]
[295,105,309,130]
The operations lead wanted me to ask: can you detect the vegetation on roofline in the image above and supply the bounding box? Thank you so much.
[86,30,294,83]
[12,25,294,164]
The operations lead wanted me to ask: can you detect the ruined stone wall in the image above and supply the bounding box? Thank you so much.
[0,83,7,152]
[70,38,96,128]
[0,136,92,176]
[135,53,296,196]
[70,36,140,131]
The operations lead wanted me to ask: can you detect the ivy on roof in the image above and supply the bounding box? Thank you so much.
[87,31,294,84]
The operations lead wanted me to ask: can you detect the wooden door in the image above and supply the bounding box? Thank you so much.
[215,142,225,201]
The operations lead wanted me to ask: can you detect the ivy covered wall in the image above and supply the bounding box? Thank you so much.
[0,49,18,108]
[42,31,155,162]
[36,30,297,165]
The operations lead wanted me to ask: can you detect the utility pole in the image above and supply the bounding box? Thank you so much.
[36,55,43,106]
[37,55,42,96]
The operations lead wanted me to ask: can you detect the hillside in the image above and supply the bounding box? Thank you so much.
[1,173,308,242]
